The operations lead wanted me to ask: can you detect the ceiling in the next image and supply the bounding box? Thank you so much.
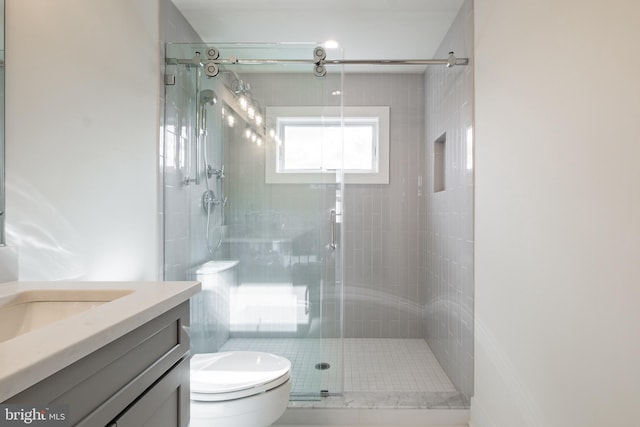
[171,0,464,73]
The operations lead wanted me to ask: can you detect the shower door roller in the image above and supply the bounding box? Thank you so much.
[314,64,327,78]
[206,47,220,60]
[313,46,327,61]
[205,62,219,77]
[313,46,327,77]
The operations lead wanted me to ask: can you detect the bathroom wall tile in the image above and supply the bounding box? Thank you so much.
[421,0,474,401]
[160,5,247,346]
[334,72,426,338]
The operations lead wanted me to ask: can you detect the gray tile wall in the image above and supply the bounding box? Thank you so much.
[224,72,343,338]
[160,4,233,352]
[162,58,195,281]
[341,74,425,339]
[421,0,474,401]
[224,72,426,339]
[159,0,203,281]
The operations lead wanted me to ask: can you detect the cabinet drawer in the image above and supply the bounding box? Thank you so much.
[107,357,189,427]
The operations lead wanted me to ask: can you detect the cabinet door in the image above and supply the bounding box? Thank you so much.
[108,358,189,427]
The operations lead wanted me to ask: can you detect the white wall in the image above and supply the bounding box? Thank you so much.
[472,0,640,426]
[5,0,161,280]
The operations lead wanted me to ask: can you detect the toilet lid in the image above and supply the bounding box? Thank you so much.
[191,351,291,399]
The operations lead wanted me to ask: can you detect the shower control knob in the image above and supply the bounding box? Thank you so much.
[202,190,219,213]
[205,62,219,77]
[206,47,220,60]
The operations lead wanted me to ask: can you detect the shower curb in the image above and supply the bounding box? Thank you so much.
[274,408,469,426]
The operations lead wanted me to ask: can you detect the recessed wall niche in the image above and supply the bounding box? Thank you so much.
[434,133,446,192]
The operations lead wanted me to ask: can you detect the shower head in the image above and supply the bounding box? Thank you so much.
[200,89,217,106]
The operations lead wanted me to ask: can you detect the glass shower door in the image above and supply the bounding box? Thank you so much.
[163,42,345,399]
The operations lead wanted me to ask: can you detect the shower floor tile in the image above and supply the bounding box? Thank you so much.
[219,338,456,396]
[343,339,456,393]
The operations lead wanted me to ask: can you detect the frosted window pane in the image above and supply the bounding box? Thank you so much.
[281,122,375,172]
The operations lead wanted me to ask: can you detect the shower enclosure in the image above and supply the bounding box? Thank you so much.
[162,20,474,410]
[163,43,346,399]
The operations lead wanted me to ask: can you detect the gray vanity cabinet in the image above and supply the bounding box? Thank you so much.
[106,357,189,427]
[4,302,191,427]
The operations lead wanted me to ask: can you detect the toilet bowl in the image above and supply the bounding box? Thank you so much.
[190,351,292,427]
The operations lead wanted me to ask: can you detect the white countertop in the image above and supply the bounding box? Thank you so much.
[0,280,201,402]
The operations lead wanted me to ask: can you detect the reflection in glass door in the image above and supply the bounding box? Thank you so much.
[163,43,344,399]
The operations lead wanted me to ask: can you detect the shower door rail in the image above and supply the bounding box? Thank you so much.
[166,48,468,77]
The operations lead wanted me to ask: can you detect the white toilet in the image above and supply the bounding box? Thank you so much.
[189,351,292,427]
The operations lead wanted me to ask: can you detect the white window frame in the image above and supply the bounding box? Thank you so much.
[265,106,390,184]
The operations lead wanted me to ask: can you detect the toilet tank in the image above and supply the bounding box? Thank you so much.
[190,260,239,354]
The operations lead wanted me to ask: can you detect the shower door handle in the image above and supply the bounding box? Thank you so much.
[330,209,337,250]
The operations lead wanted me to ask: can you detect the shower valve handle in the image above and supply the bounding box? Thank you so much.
[207,165,225,179]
